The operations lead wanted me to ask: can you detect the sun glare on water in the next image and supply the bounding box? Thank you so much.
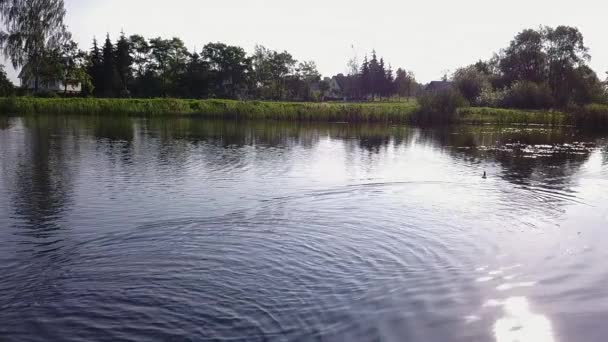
[494,297,555,342]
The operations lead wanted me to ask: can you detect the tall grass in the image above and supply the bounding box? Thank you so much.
[569,104,608,128]
[458,107,567,126]
[2,97,604,127]
[0,97,420,123]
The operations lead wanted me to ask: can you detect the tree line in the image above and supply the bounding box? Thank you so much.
[0,0,606,109]
[0,0,421,101]
[450,26,608,109]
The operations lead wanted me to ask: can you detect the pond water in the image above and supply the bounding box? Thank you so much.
[1,116,607,341]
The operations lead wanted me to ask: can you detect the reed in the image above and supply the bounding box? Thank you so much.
[0,97,420,123]
[3,97,606,128]
[458,107,567,126]
[569,104,608,128]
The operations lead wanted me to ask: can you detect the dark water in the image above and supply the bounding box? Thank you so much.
[1,116,608,342]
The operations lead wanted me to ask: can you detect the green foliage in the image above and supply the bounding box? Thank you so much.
[251,45,296,100]
[501,81,554,109]
[479,25,602,109]
[359,51,394,99]
[0,0,71,92]
[4,97,606,128]
[0,65,14,96]
[115,32,133,96]
[458,107,566,126]
[570,65,606,105]
[499,29,546,85]
[414,89,469,124]
[203,42,250,99]
[102,34,120,97]
[0,97,419,123]
[453,66,490,104]
[477,87,507,107]
[569,104,608,128]
[394,68,417,98]
[35,90,59,98]
[87,38,103,96]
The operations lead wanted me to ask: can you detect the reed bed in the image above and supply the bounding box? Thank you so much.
[0,97,419,123]
[3,97,606,128]
[458,107,567,126]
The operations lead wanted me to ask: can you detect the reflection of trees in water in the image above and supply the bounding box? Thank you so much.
[143,119,316,148]
[91,116,134,142]
[3,116,83,306]
[134,120,600,189]
[14,116,597,197]
[90,119,606,188]
[357,135,391,154]
[12,117,76,240]
[0,116,13,130]
[420,126,598,187]
[87,116,135,167]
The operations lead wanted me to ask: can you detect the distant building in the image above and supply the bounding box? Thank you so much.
[324,74,347,100]
[19,69,82,95]
[426,81,453,92]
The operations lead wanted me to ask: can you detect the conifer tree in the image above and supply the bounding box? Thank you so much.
[385,64,395,97]
[368,51,380,99]
[102,34,119,97]
[360,55,370,99]
[115,31,133,97]
[87,38,104,96]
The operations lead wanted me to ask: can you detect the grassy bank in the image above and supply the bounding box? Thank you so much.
[458,107,568,126]
[0,97,419,123]
[1,97,603,127]
[569,104,608,128]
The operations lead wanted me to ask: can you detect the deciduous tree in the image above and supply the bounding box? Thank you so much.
[0,0,71,92]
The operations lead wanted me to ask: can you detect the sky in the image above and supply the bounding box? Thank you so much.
[5,0,608,84]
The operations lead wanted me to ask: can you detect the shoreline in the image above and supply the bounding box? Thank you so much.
[0,97,601,127]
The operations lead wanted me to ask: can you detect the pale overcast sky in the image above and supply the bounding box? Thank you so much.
[5,0,608,83]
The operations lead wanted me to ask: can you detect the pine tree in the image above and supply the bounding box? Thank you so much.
[378,57,387,98]
[385,64,395,97]
[87,38,104,96]
[369,51,380,100]
[115,31,133,97]
[102,34,119,97]
[360,55,370,99]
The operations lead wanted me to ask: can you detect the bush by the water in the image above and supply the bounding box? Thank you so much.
[500,81,554,109]
[453,66,491,105]
[569,104,608,128]
[414,89,469,124]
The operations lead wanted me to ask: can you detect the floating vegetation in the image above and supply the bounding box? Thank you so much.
[478,142,596,158]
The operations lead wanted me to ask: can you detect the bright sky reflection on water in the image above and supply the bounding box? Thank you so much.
[494,297,556,342]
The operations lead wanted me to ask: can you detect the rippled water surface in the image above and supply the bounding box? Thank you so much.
[1,116,608,341]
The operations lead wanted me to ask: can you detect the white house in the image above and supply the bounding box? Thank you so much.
[20,77,82,95]
[19,69,82,95]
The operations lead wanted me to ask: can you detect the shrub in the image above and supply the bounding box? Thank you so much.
[453,66,491,104]
[414,88,469,124]
[501,81,554,109]
[477,86,507,107]
[35,90,60,98]
[569,103,608,128]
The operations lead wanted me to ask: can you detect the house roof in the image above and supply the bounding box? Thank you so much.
[426,81,453,92]
[332,74,347,90]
